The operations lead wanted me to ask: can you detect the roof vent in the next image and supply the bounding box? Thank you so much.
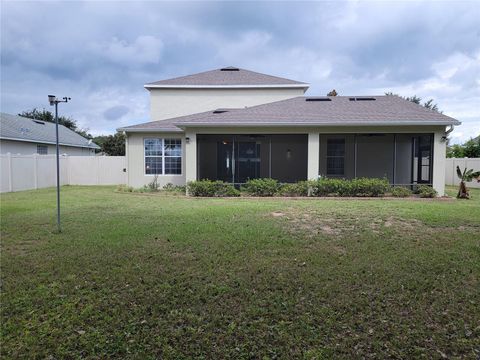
[213,109,229,114]
[33,120,45,125]
[220,66,240,71]
[306,97,332,102]
[349,97,376,101]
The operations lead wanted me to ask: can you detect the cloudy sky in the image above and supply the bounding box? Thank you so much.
[1,1,479,142]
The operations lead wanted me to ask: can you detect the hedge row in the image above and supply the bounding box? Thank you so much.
[240,177,391,197]
[186,178,436,197]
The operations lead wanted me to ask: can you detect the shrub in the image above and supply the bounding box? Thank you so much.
[278,181,311,197]
[417,185,437,198]
[311,178,344,196]
[311,177,389,197]
[146,175,160,191]
[162,183,186,193]
[351,178,390,197]
[187,180,239,197]
[116,184,133,192]
[391,186,413,198]
[242,178,280,196]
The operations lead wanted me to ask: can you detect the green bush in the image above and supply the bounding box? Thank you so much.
[162,183,186,193]
[278,181,311,196]
[311,178,346,196]
[242,178,280,196]
[351,177,390,197]
[311,177,389,197]
[417,185,437,198]
[391,186,413,197]
[187,180,240,197]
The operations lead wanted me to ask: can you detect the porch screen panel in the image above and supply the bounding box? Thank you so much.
[319,135,355,179]
[356,134,394,182]
[270,134,308,183]
[395,134,414,185]
[412,135,433,184]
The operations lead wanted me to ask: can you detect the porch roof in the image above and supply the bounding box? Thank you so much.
[118,95,461,132]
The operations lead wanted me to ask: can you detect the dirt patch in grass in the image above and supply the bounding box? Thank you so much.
[271,208,426,238]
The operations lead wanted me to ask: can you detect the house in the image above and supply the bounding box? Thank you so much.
[118,67,461,195]
[0,112,99,155]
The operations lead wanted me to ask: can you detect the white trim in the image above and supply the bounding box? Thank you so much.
[174,121,460,127]
[118,121,459,133]
[144,84,310,90]
[117,128,183,133]
[143,137,183,176]
[0,136,99,149]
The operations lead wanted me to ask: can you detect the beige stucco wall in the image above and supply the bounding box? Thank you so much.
[126,132,186,188]
[0,139,95,156]
[149,88,306,120]
[127,125,448,195]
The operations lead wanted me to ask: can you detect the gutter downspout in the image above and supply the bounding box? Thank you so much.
[443,125,454,141]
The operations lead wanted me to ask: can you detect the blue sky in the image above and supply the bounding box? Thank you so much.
[1,1,479,142]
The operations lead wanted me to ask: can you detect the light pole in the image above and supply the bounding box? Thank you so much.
[48,95,71,233]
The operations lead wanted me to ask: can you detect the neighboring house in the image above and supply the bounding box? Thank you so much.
[119,66,461,195]
[0,112,99,155]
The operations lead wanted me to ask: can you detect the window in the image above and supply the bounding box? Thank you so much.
[326,138,345,176]
[37,144,48,155]
[144,138,181,175]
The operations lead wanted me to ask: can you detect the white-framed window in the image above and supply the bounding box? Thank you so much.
[144,138,182,175]
[37,144,48,155]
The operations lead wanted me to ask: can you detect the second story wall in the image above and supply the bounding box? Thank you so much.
[149,87,306,120]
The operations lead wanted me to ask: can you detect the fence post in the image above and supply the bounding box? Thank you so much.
[33,153,38,189]
[7,153,13,192]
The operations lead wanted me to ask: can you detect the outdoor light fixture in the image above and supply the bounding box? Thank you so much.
[48,95,71,233]
[185,137,190,143]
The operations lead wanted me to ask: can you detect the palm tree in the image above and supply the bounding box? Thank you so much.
[456,166,480,199]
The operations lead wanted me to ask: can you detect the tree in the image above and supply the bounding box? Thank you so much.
[385,92,441,113]
[447,136,480,158]
[456,166,480,199]
[93,132,125,156]
[19,108,92,139]
[327,89,338,96]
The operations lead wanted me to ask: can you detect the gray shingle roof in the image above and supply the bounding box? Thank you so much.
[145,66,309,88]
[0,112,100,149]
[119,95,460,132]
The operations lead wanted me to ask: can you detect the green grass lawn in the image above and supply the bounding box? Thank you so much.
[1,186,479,359]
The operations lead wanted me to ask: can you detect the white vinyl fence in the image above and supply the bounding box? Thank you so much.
[445,158,480,188]
[0,154,126,193]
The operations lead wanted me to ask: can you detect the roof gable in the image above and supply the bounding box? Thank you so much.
[145,66,309,89]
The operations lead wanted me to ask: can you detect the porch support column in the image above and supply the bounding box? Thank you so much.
[307,132,320,180]
[185,130,197,183]
[432,128,446,196]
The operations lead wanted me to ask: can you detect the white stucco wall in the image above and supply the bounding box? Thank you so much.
[432,129,447,196]
[126,132,186,188]
[149,87,306,120]
[126,125,448,195]
[0,139,95,156]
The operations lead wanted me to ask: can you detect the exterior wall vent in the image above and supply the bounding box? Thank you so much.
[349,97,376,101]
[306,97,332,102]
